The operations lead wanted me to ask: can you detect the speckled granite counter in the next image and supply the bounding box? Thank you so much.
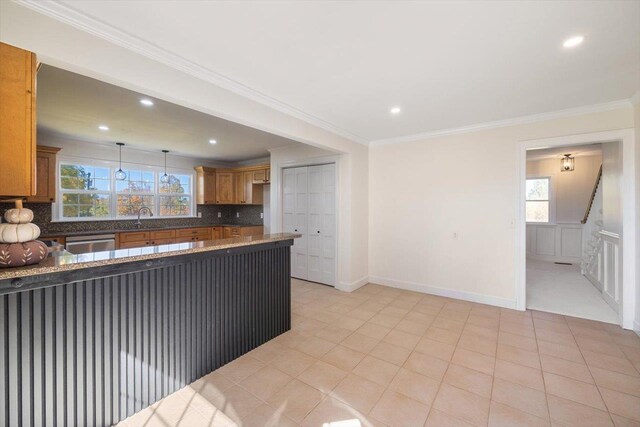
[0,233,299,287]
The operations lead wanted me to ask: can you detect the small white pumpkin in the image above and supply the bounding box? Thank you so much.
[3,200,34,224]
[0,223,40,243]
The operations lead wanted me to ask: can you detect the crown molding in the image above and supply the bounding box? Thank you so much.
[15,0,368,146]
[369,99,634,147]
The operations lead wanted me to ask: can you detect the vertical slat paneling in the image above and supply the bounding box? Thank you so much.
[0,244,291,427]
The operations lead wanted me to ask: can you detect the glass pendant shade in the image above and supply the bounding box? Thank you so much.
[115,142,127,180]
[161,150,170,183]
[561,154,575,172]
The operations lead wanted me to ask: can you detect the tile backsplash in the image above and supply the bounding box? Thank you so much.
[0,203,264,235]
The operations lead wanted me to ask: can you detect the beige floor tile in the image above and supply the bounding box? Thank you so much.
[414,337,456,361]
[488,401,550,427]
[202,385,263,424]
[331,373,386,413]
[314,325,353,344]
[537,340,584,364]
[383,329,421,350]
[174,408,215,427]
[370,389,431,426]
[599,388,640,422]
[337,316,367,331]
[217,355,265,383]
[239,365,293,400]
[296,336,337,359]
[590,367,640,397]
[241,403,299,427]
[248,341,287,364]
[467,313,500,330]
[535,328,577,347]
[267,379,324,422]
[533,318,572,335]
[271,348,317,376]
[547,395,614,427]
[369,313,403,328]
[322,344,366,372]
[394,318,430,336]
[494,359,545,391]
[451,347,495,376]
[491,377,549,420]
[432,317,466,333]
[341,332,380,353]
[497,343,541,369]
[301,396,383,427]
[357,322,392,340]
[424,326,462,345]
[388,367,440,405]
[499,321,535,339]
[583,350,640,377]
[576,335,626,358]
[458,332,498,357]
[543,371,606,410]
[369,341,412,366]
[464,323,499,340]
[425,409,476,427]
[348,307,378,321]
[190,371,235,394]
[353,355,400,386]
[298,360,348,393]
[539,353,593,384]
[498,330,538,352]
[443,363,493,398]
[610,414,640,427]
[433,383,490,427]
[404,351,450,381]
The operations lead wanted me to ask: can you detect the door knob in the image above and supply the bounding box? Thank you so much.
[317,231,320,233]
[294,229,298,232]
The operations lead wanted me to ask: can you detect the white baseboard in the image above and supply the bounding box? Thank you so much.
[634,320,640,337]
[526,254,582,264]
[336,276,369,293]
[369,276,517,310]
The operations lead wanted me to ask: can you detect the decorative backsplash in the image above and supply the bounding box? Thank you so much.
[0,203,264,235]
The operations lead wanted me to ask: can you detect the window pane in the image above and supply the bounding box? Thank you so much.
[117,195,155,217]
[160,174,190,194]
[159,195,191,216]
[60,164,111,191]
[61,193,111,218]
[116,170,155,193]
[526,179,549,201]
[526,201,549,222]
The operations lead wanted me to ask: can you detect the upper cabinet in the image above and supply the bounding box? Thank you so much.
[0,42,37,197]
[197,165,270,205]
[27,146,61,203]
[195,166,216,205]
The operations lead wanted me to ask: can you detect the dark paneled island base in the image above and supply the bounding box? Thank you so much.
[0,237,293,427]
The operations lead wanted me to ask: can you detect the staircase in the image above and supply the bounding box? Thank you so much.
[580,166,603,286]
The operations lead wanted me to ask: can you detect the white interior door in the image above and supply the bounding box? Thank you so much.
[283,167,309,280]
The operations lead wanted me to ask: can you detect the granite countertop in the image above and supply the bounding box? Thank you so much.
[0,233,299,281]
[41,224,264,238]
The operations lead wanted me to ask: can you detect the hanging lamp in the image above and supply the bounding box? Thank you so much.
[160,150,170,183]
[561,154,575,172]
[114,142,127,180]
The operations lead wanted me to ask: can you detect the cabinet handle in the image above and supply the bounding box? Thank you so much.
[294,229,298,232]
[317,231,320,234]
[49,198,54,201]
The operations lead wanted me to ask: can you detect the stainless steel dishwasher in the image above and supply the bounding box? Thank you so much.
[65,234,116,254]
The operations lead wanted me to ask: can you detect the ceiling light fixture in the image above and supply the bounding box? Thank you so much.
[98,125,109,131]
[140,98,154,106]
[563,36,584,48]
[160,150,170,183]
[114,142,127,180]
[209,139,217,144]
[561,154,575,172]
[390,106,401,115]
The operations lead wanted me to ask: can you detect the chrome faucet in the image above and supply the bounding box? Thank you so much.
[135,206,153,228]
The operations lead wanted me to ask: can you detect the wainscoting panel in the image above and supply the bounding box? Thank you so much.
[526,223,583,263]
[601,232,621,313]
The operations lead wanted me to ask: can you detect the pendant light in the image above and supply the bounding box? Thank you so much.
[114,142,127,180]
[561,154,575,172]
[160,150,170,183]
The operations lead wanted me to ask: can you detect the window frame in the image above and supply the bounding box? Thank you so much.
[53,157,196,222]
[525,176,554,224]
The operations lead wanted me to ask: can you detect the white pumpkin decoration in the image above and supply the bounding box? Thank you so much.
[0,223,40,243]
[4,200,34,224]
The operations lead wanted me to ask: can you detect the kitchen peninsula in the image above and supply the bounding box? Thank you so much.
[0,233,298,427]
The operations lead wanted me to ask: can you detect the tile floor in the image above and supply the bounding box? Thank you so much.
[527,259,619,324]
[118,279,640,427]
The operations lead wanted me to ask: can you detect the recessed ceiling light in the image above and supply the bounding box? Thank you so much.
[98,125,109,131]
[390,106,401,115]
[140,98,154,106]
[209,139,217,144]
[563,36,584,48]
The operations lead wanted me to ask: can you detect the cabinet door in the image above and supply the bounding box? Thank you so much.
[211,227,222,239]
[0,42,36,197]
[223,227,233,239]
[27,146,60,203]
[234,172,246,204]
[195,167,216,205]
[239,226,264,237]
[252,168,267,184]
[215,172,234,204]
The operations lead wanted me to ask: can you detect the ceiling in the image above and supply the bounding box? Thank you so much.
[37,65,298,161]
[34,1,640,143]
[527,143,602,161]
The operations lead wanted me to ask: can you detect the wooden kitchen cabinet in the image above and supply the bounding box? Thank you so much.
[211,226,223,239]
[195,166,216,205]
[223,225,264,238]
[0,42,37,197]
[215,171,235,204]
[26,145,61,203]
[252,167,270,184]
[235,171,264,205]
[117,227,211,248]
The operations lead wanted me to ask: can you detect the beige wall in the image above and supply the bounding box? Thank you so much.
[635,101,640,330]
[369,108,634,305]
[526,154,601,224]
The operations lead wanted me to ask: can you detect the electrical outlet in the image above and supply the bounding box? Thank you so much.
[453,232,459,240]
[236,212,240,218]
[197,212,202,218]
[260,213,264,219]
[217,212,221,218]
